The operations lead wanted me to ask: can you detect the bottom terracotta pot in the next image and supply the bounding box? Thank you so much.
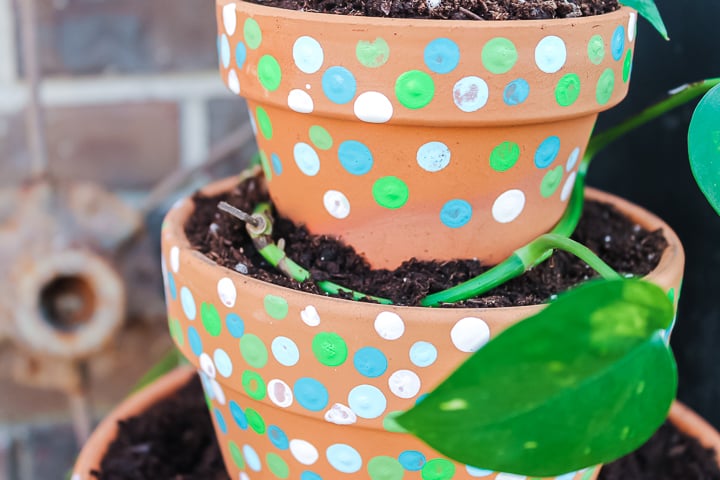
[72,367,720,480]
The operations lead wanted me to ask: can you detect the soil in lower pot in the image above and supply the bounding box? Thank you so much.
[91,375,720,480]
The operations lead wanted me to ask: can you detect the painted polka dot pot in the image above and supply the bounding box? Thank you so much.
[159,176,684,480]
[216,0,639,268]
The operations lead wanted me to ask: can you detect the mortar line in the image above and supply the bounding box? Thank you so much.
[179,97,210,168]
[0,0,17,84]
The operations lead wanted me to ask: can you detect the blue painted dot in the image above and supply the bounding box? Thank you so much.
[243,444,262,471]
[416,141,451,172]
[415,393,429,405]
[322,66,357,104]
[294,142,320,176]
[229,400,248,429]
[440,199,473,228]
[503,78,530,106]
[301,471,323,480]
[348,385,387,419]
[166,272,177,300]
[267,425,289,450]
[180,287,196,320]
[399,450,426,471]
[424,38,460,74]
[534,136,561,169]
[409,341,438,367]
[188,326,203,356]
[226,313,244,338]
[338,140,373,175]
[294,377,329,412]
[215,408,228,434]
[214,349,233,378]
[353,347,388,378]
[466,465,494,477]
[220,34,231,68]
[199,373,214,400]
[556,472,578,480]
[612,25,626,61]
[271,153,283,175]
[236,41,247,69]
[272,336,300,366]
[326,444,362,473]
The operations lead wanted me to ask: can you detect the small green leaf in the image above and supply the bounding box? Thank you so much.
[620,0,669,40]
[131,348,183,394]
[397,279,676,477]
[689,83,720,216]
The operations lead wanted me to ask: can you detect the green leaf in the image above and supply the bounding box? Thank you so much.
[397,279,677,477]
[620,0,669,40]
[688,83,720,216]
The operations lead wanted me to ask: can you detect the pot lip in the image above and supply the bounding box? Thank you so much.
[670,402,720,465]
[163,173,684,315]
[220,0,634,30]
[72,366,196,480]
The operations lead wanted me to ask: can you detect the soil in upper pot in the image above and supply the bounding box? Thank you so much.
[91,375,720,480]
[185,175,667,307]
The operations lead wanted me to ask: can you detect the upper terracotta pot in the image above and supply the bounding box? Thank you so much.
[216,1,638,268]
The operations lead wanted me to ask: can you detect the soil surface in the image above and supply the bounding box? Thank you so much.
[185,175,668,307]
[91,375,720,480]
[244,0,619,20]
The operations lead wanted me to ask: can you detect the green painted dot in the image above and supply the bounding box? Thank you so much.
[556,73,582,107]
[312,332,348,367]
[240,334,268,368]
[373,176,409,209]
[245,407,266,434]
[264,294,289,319]
[421,458,456,480]
[623,49,633,83]
[596,68,615,105]
[489,141,520,172]
[668,288,676,303]
[356,38,390,68]
[368,456,404,480]
[242,370,267,400]
[588,34,606,65]
[309,125,333,150]
[244,18,262,50]
[259,150,272,182]
[201,302,222,337]
[168,317,184,346]
[229,441,245,469]
[581,467,597,480]
[482,37,518,74]
[540,166,564,198]
[382,411,408,433]
[256,106,273,140]
[267,452,290,479]
[395,70,435,110]
[204,391,212,411]
[258,55,282,92]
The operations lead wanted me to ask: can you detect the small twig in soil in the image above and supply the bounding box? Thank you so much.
[459,7,483,20]
[218,201,261,227]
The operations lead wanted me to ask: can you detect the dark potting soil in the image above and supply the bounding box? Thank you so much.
[185,175,668,307]
[243,0,619,21]
[92,375,720,480]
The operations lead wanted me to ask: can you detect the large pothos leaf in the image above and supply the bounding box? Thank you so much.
[397,279,677,477]
[689,83,720,216]
[620,0,668,40]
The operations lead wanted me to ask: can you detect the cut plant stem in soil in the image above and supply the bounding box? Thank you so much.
[185,175,668,307]
[243,0,619,20]
[91,376,720,480]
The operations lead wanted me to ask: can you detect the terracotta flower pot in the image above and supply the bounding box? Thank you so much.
[153,176,684,480]
[216,0,638,268]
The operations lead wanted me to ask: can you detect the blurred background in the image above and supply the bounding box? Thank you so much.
[0,0,717,478]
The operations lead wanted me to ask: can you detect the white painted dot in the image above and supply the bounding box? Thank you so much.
[354,91,393,123]
[323,190,351,219]
[217,277,236,308]
[290,439,320,465]
[628,12,638,42]
[451,317,491,352]
[301,305,321,326]
[228,69,240,94]
[268,379,294,408]
[324,403,358,425]
[466,466,495,477]
[294,142,320,176]
[71,474,81,480]
[417,142,451,172]
[566,147,580,172]
[170,246,180,273]
[388,369,421,399]
[561,171,577,202]
[199,352,216,378]
[214,348,233,378]
[374,311,405,340]
[288,89,314,113]
[496,474,527,480]
[240,473,251,480]
[492,189,526,223]
[222,3,237,35]
[306,83,311,89]
[453,76,489,112]
[293,36,324,74]
[220,35,231,68]
[555,472,579,480]
[210,378,226,405]
[248,106,257,135]
[535,36,567,74]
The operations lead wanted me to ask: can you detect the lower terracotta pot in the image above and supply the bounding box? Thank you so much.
[149,176,685,479]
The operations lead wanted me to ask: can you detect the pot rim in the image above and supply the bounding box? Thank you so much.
[163,173,684,315]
